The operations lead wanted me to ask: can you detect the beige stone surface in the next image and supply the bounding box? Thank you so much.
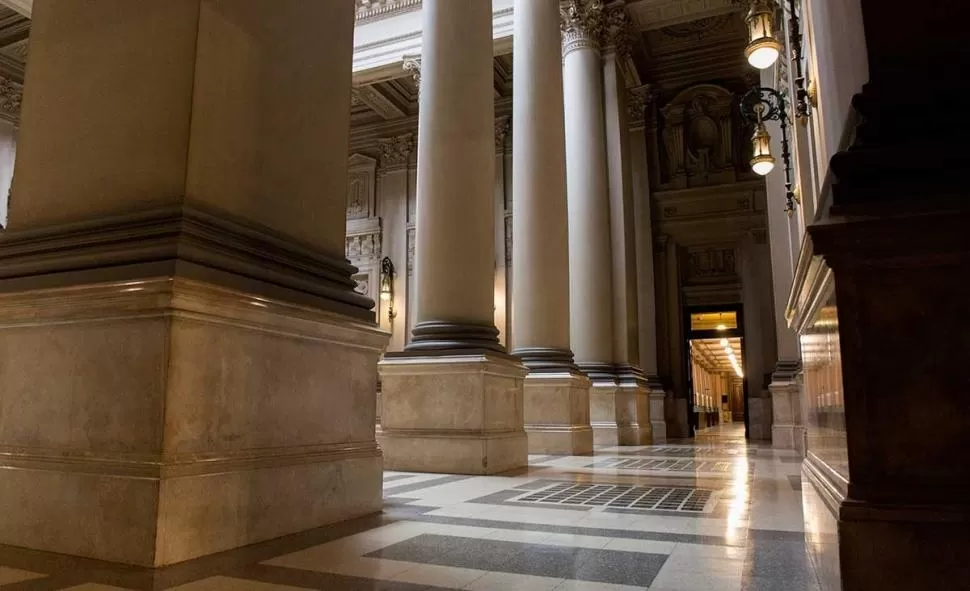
[523,372,593,455]
[379,353,528,474]
[649,390,668,443]
[590,381,648,446]
[0,279,388,566]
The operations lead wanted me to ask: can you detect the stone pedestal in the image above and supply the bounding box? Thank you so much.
[379,353,528,474]
[649,385,668,443]
[770,366,804,452]
[524,372,594,455]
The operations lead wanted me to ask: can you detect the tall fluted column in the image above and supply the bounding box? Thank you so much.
[562,0,634,445]
[378,0,528,475]
[628,84,668,442]
[602,4,649,444]
[513,0,593,455]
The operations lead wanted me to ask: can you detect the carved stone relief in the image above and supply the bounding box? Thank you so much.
[659,84,739,189]
[0,74,22,124]
[504,214,512,268]
[406,226,415,275]
[378,133,414,171]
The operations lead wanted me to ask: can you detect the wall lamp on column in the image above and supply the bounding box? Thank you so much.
[380,256,397,323]
[741,86,796,215]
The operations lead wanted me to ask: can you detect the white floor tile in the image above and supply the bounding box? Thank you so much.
[393,563,489,588]
[555,579,646,591]
[169,576,307,590]
[465,571,564,591]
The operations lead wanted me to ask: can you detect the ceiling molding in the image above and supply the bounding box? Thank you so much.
[626,0,738,32]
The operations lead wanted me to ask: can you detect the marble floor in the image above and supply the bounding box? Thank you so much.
[0,423,820,590]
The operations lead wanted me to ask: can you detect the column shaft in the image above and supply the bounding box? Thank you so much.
[408,0,498,350]
[513,0,592,455]
[379,0,528,474]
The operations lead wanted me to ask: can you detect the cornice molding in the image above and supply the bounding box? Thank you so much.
[354,0,421,23]
[561,0,604,57]
[0,203,376,320]
[402,55,421,90]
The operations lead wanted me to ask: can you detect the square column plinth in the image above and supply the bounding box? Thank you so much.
[0,277,387,567]
[524,372,594,455]
[649,388,667,444]
[590,379,649,446]
[378,352,529,474]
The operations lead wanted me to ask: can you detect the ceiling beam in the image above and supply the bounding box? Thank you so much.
[352,85,405,121]
[0,0,29,18]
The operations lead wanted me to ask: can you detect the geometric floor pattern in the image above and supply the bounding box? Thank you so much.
[511,483,718,512]
[0,423,822,590]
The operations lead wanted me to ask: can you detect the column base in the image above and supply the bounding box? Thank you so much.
[523,371,593,455]
[770,361,804,452]
[0,277,387,567]
[747,396,773,441]
[379,351,529,474]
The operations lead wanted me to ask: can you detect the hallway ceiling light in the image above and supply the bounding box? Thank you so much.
[744,0,783,70]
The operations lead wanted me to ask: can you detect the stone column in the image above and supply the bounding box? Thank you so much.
[602,4,649,445]
[741,231,776,441]
[0,0,386,567]
[512,0,593,455]
[629,84,668,442]
[763,114,803,452]
[562,0,628,445]
[378,0,528,475]
[377,134,415,353]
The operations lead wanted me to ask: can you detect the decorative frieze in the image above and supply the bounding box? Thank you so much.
[560,0,604,56]
[377,133,414,171]
[354,0,421,22]
[686,246,737,281]
[345,231,382,261]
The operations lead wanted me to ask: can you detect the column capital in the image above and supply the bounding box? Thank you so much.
[377,133,414,171]
[494,116,511,152]
[627,83,656,128]
[560,0,604,57]
[601,3,633,60]
[402,55,421,90]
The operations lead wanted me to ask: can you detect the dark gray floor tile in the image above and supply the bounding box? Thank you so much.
[365,533,667,587]
[573,547,666,587]
[788,475,803,490]
[748,529,808,542]
[742,574,821,591]
[744,540,816,582]
[384,474,419,484]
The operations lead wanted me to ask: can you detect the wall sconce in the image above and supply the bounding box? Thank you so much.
[744,0,783,70]
[380,256,397,323]
[741,86,795,215]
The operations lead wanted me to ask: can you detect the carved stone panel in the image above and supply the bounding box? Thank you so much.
[686,246,737,283]
[347,154,377,220]
[406,226,415,275]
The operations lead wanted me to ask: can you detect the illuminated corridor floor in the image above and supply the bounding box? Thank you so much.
[0,423,819,590]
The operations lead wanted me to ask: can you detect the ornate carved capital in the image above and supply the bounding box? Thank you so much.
[627,83,656,128]
[494,117,511,152]
[602,4,633,59]
[402,56,422,91]
[377,133,414,170]
[0,74,22,124]
[561,0,604,57]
